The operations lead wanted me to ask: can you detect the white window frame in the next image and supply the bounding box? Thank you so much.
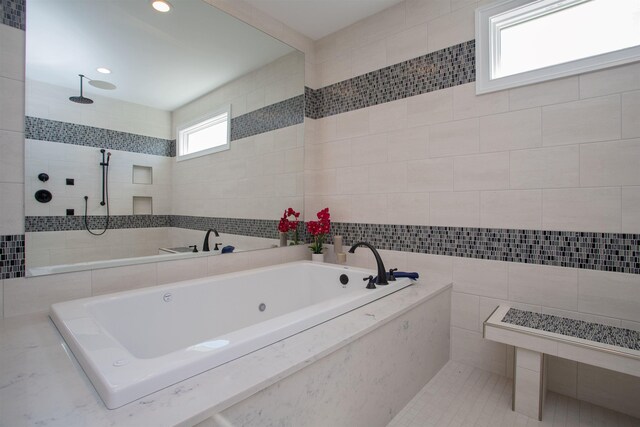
[176,105,231,162]
[476,0,640,94]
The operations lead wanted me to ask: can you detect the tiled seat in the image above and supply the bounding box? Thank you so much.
[483,305,640,420]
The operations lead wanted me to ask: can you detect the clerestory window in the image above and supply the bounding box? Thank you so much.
[476,0,640,93]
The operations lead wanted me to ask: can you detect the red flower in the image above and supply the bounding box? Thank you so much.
[278,208,300,233]
[307,208,331,254]
[278,216,290,233]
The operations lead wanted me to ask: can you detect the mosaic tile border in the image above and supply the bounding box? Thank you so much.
[25,117,175,157]
[0,0,25,30]
[328,223,640,274]
[231,94,304,141]
[305,40,475,120]
[25,215,308,242]
[0,234,25,279]
[26,93,304,157]
[502,308,640,351]
[25,215,171,232]
[171,215,307,241]
[304,86,320,119]
[25,216,640,274]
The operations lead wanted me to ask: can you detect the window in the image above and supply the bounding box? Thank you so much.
[476,0,640,93]
[176,106,231,161]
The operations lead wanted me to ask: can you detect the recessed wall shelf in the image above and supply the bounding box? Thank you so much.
[132,165,153,185]
[132,196,153,215]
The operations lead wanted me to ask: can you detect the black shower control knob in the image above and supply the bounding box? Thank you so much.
[35,189,52,203]
[38,173,49,182]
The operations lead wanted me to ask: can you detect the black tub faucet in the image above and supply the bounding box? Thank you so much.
[203,229,219,252]
[348,241,388,286]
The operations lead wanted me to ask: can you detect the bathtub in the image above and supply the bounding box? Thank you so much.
[50,261,415,409]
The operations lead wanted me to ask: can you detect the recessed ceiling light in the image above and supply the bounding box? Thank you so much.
[96,67,111,74]
[151,0,171,12]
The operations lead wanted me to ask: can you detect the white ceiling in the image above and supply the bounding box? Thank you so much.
[245,0,405,40]
[26,0,296,111]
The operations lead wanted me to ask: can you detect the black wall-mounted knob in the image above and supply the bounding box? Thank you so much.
[38,173,49,182]
[35,189,52,203]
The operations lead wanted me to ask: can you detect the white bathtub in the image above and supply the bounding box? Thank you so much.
[50,261,414,409]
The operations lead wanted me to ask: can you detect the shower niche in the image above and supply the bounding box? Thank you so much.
[132,165,153,185]
[133,166,153,215]
[132,196,153,215]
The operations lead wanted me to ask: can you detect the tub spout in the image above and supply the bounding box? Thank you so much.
[203,229,219,252]
[348,241,388,286]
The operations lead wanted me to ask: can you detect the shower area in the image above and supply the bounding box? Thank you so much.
[22,76,174,268]
[24,138,173,268]
[23,77,285,271]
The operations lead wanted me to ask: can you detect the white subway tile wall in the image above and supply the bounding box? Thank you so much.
[2,0,640,418]
[0,21,26,277]
[306,0,640,415]
[26,80,172,140]
[622,91,640,138]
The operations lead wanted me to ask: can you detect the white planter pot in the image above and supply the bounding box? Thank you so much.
[311,253,324,263]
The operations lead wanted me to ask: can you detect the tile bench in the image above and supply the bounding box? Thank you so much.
[483,305,640,420]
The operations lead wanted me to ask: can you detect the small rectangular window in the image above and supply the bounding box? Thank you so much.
[176,106,231,161]
[476,0,640,94]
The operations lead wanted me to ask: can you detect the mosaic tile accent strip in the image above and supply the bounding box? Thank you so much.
[25,215,308,242]
[304,86,321,119]
[0,234,25,279]
[502,308,640,352]
[231,94,304,141]
[328,223,640,274]
[25,215,640,274]
[305,40,475,120]
[25,117,175,157]
[171,215,307,241]
[0,0,25,30]
[26,94,304,157]
[25,215,171,232]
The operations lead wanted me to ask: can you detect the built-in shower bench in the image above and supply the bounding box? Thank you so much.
[483,305,640,421]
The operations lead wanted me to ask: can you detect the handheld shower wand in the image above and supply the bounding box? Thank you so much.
[84,149,111,235]
[99,149,111,206]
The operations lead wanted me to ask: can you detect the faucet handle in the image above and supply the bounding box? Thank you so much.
[189,245,198,253]
[363,275,376,289]
[214,242,222,251]
[388,268,398,281]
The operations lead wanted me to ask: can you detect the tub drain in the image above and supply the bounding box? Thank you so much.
[259,303,266,312]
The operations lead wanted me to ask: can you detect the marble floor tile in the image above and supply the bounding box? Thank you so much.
[388,361,640,427]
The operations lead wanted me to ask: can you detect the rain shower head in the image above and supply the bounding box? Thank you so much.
[69,74,94,104]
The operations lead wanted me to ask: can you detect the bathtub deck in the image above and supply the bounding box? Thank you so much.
[388,361,640,427]
[0,277,452,426]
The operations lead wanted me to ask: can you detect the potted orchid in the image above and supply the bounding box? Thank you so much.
[306,207,330,262]
[278,207,300,246]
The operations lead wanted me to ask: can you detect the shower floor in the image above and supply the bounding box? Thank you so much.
[388,361,640,427]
